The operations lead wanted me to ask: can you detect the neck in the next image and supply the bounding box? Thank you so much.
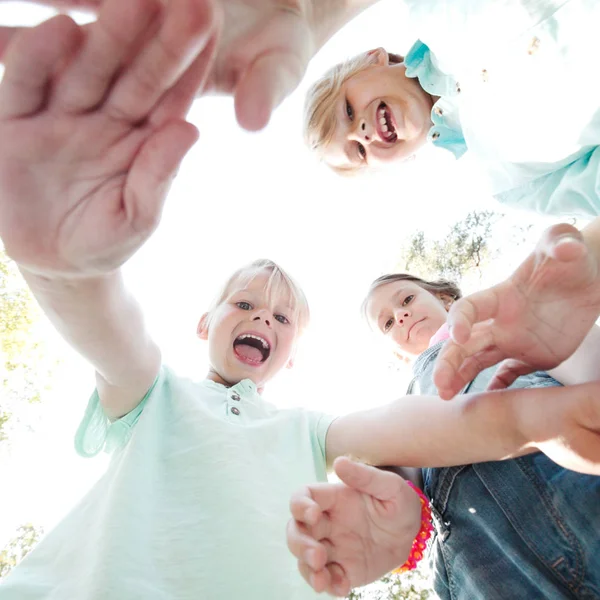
[205,368,264,394]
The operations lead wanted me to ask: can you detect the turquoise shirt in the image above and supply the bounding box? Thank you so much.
[403,0,600,219]
[0,368,334,600]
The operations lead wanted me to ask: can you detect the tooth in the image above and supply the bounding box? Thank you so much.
[379,117,386,125]
[382,124,388,132]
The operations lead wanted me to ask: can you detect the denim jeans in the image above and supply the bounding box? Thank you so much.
[424,457,600,599]
[409,342,600,599]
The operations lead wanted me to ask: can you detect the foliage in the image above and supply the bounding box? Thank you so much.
[0,250,56,443]
[0,523,44,580]
[348,562,435,600]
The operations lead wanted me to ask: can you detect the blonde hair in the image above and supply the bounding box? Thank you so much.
[361,273,462,325]
[207,259,310,331]
[304,50,404,176]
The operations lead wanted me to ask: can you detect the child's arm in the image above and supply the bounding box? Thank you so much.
[547,324,600,386]
[432,222,600,399]
[326,382,600,475]
[1,0,380,132]
[0,0,217,416]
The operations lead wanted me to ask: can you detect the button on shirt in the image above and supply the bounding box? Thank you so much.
[403,0,600,219]
[0,368,334,600]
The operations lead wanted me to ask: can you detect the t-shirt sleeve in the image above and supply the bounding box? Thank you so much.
[495,147,600,219]
[74,369,163,458]
[307,411,337,479]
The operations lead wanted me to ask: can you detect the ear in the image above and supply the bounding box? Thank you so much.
[438,293,455,312]
[286,347,297,370]
[197,313,210,340]
[367,47,388,67]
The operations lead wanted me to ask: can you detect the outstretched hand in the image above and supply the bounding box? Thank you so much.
[1,0,318,131]
[287,457,421,597]
[0,0,218,277]
[433,224,600,399]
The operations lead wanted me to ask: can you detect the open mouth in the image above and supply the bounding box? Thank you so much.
[376,102,398,143]
[233,333,271,366]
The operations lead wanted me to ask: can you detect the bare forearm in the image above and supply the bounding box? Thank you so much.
[21,269,160,412]
[549,324,600,385]
[309,0,381,50]
[328,390,534,468]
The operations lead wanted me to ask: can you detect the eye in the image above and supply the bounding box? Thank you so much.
[236,301,252,311]
[345,99,354,121]
[275,314,290,325]
[357,143,366,160]
[402,295,414,307]
[383,317,394,332]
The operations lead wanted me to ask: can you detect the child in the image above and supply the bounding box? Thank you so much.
[287,272,600,598]
[304,4,600,221]
[2,6,600,599]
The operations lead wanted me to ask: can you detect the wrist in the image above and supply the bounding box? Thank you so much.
[307,0,379,49]
[393,481,433,574]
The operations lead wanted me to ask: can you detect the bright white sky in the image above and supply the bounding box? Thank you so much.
[0,1,565,548]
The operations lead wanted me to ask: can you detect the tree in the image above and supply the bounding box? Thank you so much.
[0,249,56,443]
[0,523,44,580]
[348,563,435,600]
[398,210,500,284]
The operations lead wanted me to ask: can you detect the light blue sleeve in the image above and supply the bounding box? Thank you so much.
[495,148,600,219]
[308,411,336,479]
[74,369,162,458]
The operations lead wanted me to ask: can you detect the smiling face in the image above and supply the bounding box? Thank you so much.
[198,268,307,390]
[365,280,452,356]
[322,49,434,171]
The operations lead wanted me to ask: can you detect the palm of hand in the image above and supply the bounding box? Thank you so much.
[0,114,152,275]
[0,0,215,276]
[323,485,411,587]
[487,245,600,370]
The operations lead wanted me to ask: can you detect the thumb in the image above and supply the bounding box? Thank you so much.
[127,119,199,234]
[0,26,20,63]
[334,457,405,502]
[234,50,305,131]
[538,223,586,262]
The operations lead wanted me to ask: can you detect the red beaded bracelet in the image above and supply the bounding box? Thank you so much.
[393,481,434,574]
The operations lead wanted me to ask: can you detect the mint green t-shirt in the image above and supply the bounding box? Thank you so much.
[0,368,334,599]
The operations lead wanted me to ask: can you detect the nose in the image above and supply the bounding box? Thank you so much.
[252,311,271,328]
[348,117,374,144]
[394,307,410,326]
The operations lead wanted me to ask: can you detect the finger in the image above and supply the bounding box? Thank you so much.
[333,457,405,501]
[0,26,19,63]
[54,0,162,112]
[447,290,501,345]
[433,328,496,396]
[436,346,506,400]
[125,119,199,235]
[286,519,328,569]
[106,0,217,122]
[297,560,351,598]
[297,561,330,594]
[235,50,304,131]
[0,16,83,119]
[289,488,322,526]
[487,359,534,391]
[150,29,219,125]
[289,489,334,540]
[329,562,352,598]
[537,223,585,262]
